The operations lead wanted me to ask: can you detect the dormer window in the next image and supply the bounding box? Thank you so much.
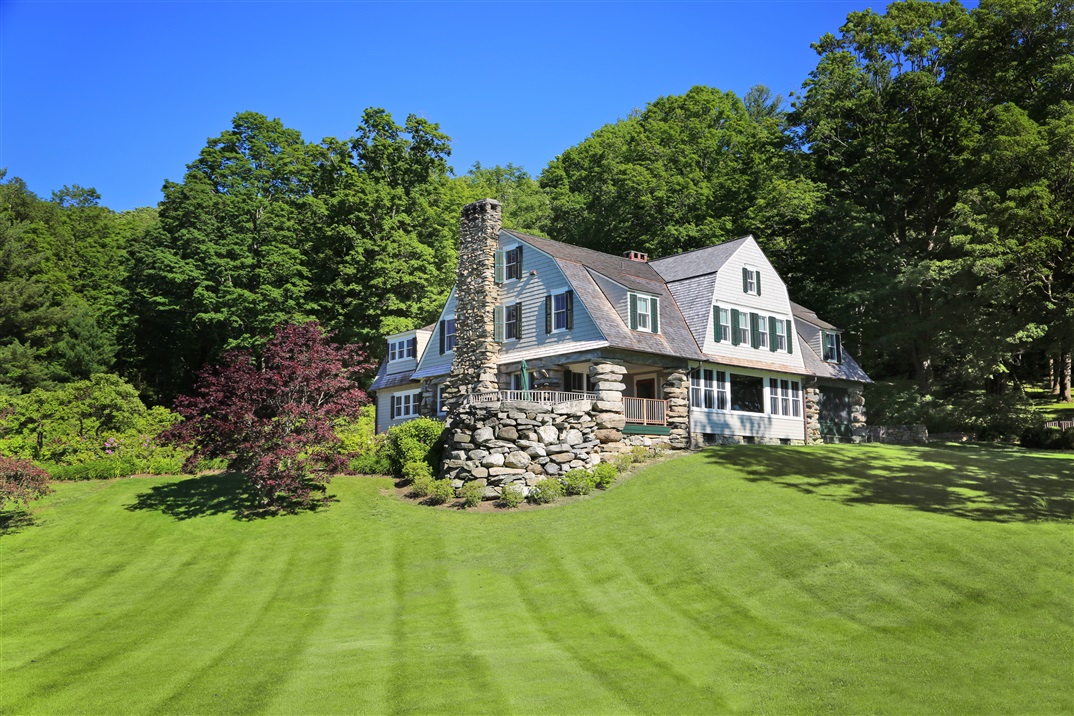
[823,331,843,363]
[496,245,524,283]
[742,267,761,296]
[629,293,659,334]
[438,318,456,354]
[388,337,416,362]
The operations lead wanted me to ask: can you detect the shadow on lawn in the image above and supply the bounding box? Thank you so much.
[707,444,1074,523]
[0,510,36,535]
[126,473,329,521]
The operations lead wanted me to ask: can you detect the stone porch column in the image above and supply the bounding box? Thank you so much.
[804,385,823,445]
[849,385,867,443]
[589,362,627,445]
[663,370,690,449]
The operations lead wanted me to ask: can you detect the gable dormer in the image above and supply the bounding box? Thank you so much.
[384,327,432,375]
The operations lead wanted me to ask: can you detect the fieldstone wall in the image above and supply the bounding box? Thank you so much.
[663,371,690,448]
[588,362,627,444]
[805,385,822,445]
[867,424,928,445]
[849,385,867,442]
[442,400,609,498]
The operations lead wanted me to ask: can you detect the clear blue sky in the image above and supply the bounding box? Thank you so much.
[3,1,879,211]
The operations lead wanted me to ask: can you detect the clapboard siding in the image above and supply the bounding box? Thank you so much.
[797,320,824,358]
[413,288,457,379]
[589,271,630,324]
[689,362,805,441]
[498,235,604,357]
[704,239,805,372]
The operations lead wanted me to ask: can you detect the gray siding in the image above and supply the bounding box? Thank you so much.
[384,329,431,376]
[375,385,422,434]
[498,235,604,358]
[589,270,630,325]
[413,288,457,379]
[689,363,806,441]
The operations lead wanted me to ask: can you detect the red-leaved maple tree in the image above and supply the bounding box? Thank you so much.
[165,322,376,509]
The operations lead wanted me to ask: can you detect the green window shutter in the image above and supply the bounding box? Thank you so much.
[545,296,552,334]
[756,272,762,296]
[835,334,843,364]
[390,395,396,420]
[750,313,760,349]
[712,305,721,342]
[494,305,505,342]
[742,267,749,293]
[517,245,523,274]
[494,251,505,284]
[768,316,778,352]
[439,320,445,354]
[629,294,638,330]
[651,298,660,334]
[565,290,574,330]
[514,302,523,339]
[730,308,740,346]
[786,319,794,354]
[408,337,417,357]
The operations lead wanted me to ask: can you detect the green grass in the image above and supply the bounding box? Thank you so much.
[1026,386,1074,421]
[3,445,1071,714]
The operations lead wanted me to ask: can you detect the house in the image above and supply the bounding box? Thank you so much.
[371,199,870,479]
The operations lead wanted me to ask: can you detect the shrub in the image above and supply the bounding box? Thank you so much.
[562,468,596,496]
[865,380,1042,435]
[192,456,229,473]
[426,479,455,505]
[498,484,525,508]
[592,462,618,489]
[529,477,564,504]
[1021,426,1062,450]
[458,481,484,508]
[0,457,52,508]
[349,450,391,475]
[336,405,391,474]
[385,418,445,476]
[630,445,649,463]
[613,453,634,472]
[402,460,433,483]
[1061,428,1074,451]
[410,473,434,497]
[47,457,139,481]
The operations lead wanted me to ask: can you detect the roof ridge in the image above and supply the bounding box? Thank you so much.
[649,235,752,263]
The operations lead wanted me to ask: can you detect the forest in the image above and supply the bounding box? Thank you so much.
[1,0,1071,440]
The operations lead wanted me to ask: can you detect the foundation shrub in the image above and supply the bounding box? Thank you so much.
[402,460,433,483]
[562,468,596,496]
[592,462,618,489]
[498,484,525,508]
[529,477,564,504]
[458,481,484,508]
[613,453,634,472]
[426,479,454,505]
[409,472,434,497]
[630,445,649,463]
[385,418,445,476]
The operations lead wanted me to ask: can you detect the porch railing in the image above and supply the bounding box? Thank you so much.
[1045,420,1074,430]
[624,397,668,426]
[465,390,596,405]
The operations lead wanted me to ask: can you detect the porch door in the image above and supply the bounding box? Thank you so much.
[635,378,657,399]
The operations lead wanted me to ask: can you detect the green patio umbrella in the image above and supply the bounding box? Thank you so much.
[519,360,530,390]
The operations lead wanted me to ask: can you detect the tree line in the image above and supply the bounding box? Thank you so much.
[1,0,1070,413]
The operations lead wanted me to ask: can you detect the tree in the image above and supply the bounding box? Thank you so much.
[0,457,51,510]
[164,322,375,510]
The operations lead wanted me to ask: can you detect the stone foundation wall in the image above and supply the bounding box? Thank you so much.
[866,424,928,445]
[442,399,618,499]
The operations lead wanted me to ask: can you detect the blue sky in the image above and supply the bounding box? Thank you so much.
[3,1,879,211]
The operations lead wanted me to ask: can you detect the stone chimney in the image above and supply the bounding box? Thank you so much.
[443,199,503,403]
[623,250,648,262]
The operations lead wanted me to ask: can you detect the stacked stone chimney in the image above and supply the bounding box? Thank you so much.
[441,199,503,406]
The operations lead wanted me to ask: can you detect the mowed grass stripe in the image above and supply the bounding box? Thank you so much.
[1,445,1071,714]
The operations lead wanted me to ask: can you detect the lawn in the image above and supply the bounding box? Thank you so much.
[2,444,1071,715]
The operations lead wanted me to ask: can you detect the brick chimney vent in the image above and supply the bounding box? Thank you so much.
[623,250,648,262]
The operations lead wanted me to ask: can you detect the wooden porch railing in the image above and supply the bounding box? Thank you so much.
[1045,420,1074,430]
[624,397,668,426]
[465,390,595,405]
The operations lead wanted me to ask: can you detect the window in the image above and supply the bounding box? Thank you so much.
[773,320,787,352]
[769,378,801,417]
[629,293,660,333]
[505,246,522,280]
[564,368,592,393]
[439,318,456,354]
[495,303,522,342]
[391,391,419,419]
[755,315,768,349]
[690,369,728,410]
[546,291,573,333]
[510,372,537,390]
[388,337,415,362]
[736,311,750,345]
[742,267,761,295]
[729,373,764,413]
[436,385,447,415]
[823,331,842,363]
[713,306,730,342]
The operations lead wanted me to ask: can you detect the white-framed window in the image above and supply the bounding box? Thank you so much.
[823,331,842,363]
[769,378,802,417]
[391,391,419,419]
[388,337,415,362]
[729,373,765,413]
[756,316,769,349]
[715,307,731,342]
[690,368,728,410]
[552,292,569,331]
[505,304,520,340]
[630,293,659,333]
[773,320,787,352]
[736,311,750,345]
[444,319,457,352]
[505,246,522,281]
[743,267,761,295]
